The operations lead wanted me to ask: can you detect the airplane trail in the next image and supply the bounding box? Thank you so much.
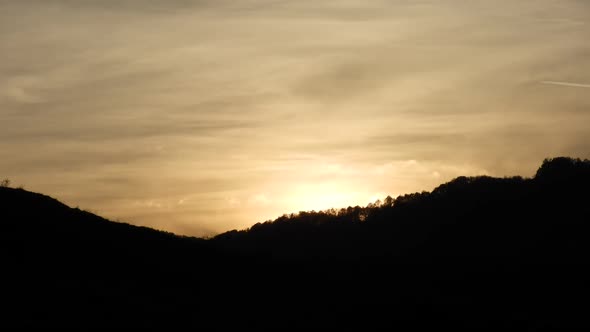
[540,81,590,89]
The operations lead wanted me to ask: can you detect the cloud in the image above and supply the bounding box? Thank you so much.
[1,0,589,236]
[541,81,590,89]
[248,194,271,206]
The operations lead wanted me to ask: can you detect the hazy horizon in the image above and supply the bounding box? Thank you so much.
[2,0,589,236]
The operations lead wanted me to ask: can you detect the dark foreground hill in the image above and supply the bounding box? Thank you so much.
[2,157,590,329]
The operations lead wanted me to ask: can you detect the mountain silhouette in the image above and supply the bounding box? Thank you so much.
[2,157,590,329]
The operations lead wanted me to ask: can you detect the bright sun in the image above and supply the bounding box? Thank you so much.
[285,182,383,213]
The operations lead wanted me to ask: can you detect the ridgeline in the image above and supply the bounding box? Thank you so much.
[2,157,589,329]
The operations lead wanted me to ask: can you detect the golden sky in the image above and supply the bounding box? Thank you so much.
[1,0,589,236]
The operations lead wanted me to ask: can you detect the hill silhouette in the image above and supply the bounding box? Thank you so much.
[2,157,590,329]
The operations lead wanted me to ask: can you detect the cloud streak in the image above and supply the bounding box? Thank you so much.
[541,81,590,89]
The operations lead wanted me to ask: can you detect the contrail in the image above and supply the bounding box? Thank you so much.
[541,81,590,88]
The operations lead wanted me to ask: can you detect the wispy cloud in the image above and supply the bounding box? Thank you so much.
[541,81,590,89]
[1,0,589,236]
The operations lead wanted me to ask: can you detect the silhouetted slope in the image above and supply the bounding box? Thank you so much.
[1,186,209,267]
[213,157,590,263]
[2,157,590,329]
[0,186,217,328]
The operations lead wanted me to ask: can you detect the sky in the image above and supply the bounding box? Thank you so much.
[1,0,589,236]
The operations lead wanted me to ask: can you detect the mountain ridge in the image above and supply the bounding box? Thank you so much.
[2,156,590,329]
[3,156,589,242]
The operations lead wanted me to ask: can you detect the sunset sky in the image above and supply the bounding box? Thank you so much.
[1,0,589,236]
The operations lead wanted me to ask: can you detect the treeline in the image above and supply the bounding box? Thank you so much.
[213,157,590,262]
[2,157,590,329]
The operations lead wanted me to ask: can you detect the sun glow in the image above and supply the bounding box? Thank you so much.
[284,182,382,213]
